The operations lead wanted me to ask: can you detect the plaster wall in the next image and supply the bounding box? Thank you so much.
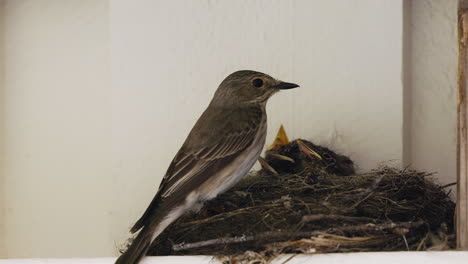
[0,0,6,258]
[403,0,458,191]
[2,0,112,258]
[1,0,408,258]
[109,0,403,251]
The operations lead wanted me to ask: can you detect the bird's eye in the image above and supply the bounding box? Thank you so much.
[252,78,263,88]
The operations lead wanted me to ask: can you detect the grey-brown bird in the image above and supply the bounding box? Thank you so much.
[115,70,299,264]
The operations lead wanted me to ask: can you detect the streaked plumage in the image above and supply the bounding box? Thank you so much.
[115,70,298,264]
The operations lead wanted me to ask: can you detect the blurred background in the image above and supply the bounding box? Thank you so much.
[0,0,458,259]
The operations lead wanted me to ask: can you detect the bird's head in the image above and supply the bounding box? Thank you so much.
[211,70,299,106]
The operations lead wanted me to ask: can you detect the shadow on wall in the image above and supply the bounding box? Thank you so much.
[402,0,458,194]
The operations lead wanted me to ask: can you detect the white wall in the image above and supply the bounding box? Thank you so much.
[403,0,458,190]
[2,0,111,258]
[109,0,403,250]
[2,0,405,258]
[0,0,460,259]
[0,0,6,258]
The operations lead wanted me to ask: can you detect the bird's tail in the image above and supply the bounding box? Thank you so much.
[115,226,153,264]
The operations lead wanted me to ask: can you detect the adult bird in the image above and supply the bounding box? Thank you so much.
[115,70,299,264]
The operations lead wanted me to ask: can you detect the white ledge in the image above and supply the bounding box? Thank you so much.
[1,251,468,264]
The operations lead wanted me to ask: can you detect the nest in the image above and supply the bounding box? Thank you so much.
[144,138,455,262]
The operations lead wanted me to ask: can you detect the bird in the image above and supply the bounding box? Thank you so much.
[115,70,299,264]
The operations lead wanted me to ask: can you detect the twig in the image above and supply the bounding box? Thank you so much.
[280,254,296,264]
[349,192,376,210]
[180,203,281,227]
[440,182,457,189]
[172,220,425,251]
[270,233,390,248]
[349,174,385,209]
[402,235,410,251]
[416,232,429,251]
[327,220,425,233]
[302,214,377,223]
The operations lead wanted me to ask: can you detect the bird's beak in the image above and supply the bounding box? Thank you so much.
[272,81,300,90]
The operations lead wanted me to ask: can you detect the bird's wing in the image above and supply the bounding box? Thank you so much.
[130,106,263,233]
